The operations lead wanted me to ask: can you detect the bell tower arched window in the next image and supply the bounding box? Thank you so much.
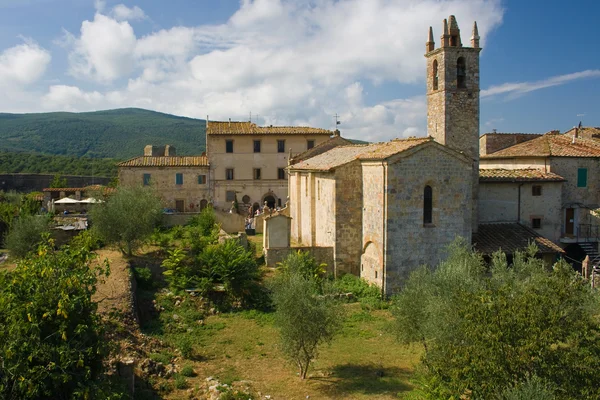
[457,57,466,89]
[432,60,438,90]
[423,185,433,225]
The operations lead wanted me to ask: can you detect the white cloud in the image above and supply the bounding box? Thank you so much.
[0,40,51,86]
[111,4,147,21]
[68,13,137,82]
[26,0,508,141]
[482,70,600,99]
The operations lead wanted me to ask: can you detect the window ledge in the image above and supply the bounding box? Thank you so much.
[423,223,436,228]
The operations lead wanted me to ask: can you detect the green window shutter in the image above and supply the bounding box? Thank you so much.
[176,173,183,185]
[577,168,587,188]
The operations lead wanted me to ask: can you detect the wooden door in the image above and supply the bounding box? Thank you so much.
[175,199,185,213]
[565,208,575,236]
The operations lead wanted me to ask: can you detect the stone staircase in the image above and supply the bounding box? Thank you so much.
[579,242,600,267]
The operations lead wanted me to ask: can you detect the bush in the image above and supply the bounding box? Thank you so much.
[277,251,326,285]
[188,207,218,237]
[180,365,195,377]
[498,376,556,400]
[4,215,50,258]
[0,239,109,399]
[392,239,600,399]
[133,267,154,289]
[174,375,188,390]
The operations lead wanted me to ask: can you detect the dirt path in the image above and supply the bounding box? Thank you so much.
[92,249,133,315]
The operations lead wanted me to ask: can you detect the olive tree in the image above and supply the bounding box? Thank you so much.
[4,215,50,258]
[393,239,600,399]
[271,252,341,379]
[90,186,163,256]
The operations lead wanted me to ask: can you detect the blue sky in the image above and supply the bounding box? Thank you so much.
[0,0,598,141]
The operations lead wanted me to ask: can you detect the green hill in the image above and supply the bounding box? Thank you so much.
[0,108,206,159]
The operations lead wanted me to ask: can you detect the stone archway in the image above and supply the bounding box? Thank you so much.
[262,193,277,209]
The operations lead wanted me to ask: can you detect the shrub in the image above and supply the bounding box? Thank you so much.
[188,207,218,237]
[4,215,50,258]
[180,365,195,377]
[0,239,109,399]
[174,375,188,390]
[277,251,326,285]
[498,376,556,400]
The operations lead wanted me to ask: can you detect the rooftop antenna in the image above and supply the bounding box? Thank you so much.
[249,111,252,123]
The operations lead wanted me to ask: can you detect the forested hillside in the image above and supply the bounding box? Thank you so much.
[0,151,117,177]
[0,108,206,159]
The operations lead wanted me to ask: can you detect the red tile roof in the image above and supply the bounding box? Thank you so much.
[43,185,116,194]
[207,121,333,136]
[479,169,565,182]
[473,223,564,255]
[118,156,209,167]
[356,137,433,160]
[482,133,600,158]
[290,135,353,165]
[290,145,373,171]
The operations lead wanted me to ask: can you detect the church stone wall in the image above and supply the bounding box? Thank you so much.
[361,163,386,289]
[315,174,336,247]
[384,147,472,293]
[333,161,363,276]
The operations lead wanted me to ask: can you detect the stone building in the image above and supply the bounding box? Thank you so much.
[118,145,210,212]
[205,121,333,212]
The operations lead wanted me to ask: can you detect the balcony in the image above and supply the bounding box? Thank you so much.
[560,224,600,243]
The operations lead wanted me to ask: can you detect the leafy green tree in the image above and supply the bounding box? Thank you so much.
[90,186,163,256]
[4,215,50,258]
[392,239,600,399]
[0,238,109,399]
[276,250,326,285]
[271,253,342,379]
[49,174,68,188]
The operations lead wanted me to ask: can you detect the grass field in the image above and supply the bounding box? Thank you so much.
[134,276,421,400]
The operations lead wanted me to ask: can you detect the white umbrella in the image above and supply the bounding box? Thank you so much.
[54,197,79,204]
[79,197,103,204]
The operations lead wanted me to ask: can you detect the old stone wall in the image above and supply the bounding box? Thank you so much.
[384,146,472,294]
[479,133,542,156]
[119,166,210,212]
[479,182,563,242]
[314,174,336,247]
[479,158,547,170]
[264,246,334,272]
[361,163,386,288]
[0,174,111,193]
[263,215,291,249]
[334,161,363,276]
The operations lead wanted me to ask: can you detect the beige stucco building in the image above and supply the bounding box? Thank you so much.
[118,145,210,212]
[206,121,334,212]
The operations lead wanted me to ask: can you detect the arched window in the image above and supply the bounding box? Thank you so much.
[423,185,433,225]
[457,57,466,89]
[432,60,438,90]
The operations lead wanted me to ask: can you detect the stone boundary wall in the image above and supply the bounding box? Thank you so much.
[264,246,334,272]
[0,173,111,193]
[161,210,245,233]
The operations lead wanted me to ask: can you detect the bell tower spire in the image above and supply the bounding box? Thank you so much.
[471,21,480,48]
[426,26,435,53]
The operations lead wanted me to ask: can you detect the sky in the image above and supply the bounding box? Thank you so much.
[0,0,598,142]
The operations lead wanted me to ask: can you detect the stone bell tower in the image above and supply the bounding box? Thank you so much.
[425,16,481,232]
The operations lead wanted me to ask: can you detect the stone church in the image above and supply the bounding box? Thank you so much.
[287,16,569,293]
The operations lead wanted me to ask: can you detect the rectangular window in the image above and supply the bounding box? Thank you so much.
[278,168,286,180]
[277,139,285,153]
[175,173,183,185]
[198,175,207,185]
[307,140,315,150]
[532,218,542,229]
[143,173,151,186]
[532,185,542,196]
[226,140,234,153]
[253,140,261,153]
[226,168,234,180]
[226,190,236,202]
[577,168,588,187]
[254,168,261,180]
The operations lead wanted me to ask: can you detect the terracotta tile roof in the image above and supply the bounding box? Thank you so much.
[207,121,333,136]
[563,126,600,141]
[289,145,373,171]
[482,133,600,158]
[43,185,116,194]
[473,223,564,255]
[290,135,353,165]
[356,137,433,160]
[479,168,565,182]
[118,156,209,167]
